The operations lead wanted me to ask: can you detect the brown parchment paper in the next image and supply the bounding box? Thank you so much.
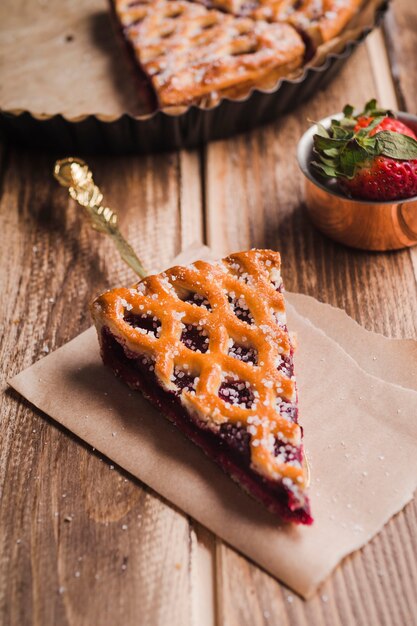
[0,0,386,118]
[287,292,417,392]
[9,248,417,598]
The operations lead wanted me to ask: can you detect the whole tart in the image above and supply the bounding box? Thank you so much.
[111,0,364,106]
[112,0,306,107]
[91,250,312,524]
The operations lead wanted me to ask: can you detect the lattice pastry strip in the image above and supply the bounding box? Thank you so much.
[277,0,364,44]
[113,0,305,107]
[190,0,364,43]
[92,250,307,489]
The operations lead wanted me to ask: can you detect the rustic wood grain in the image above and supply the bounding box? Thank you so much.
[205,37,417,626]
[0,147,205,626]
[383,0,417,114]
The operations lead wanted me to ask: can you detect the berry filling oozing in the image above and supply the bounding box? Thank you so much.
[182,291,211,310]
[228,294,254,324]
[277,354,293,378]
[124,311,161,338]
[181,323,209,353]
[171,366,198,393]
[218,379,255,409]
[228,341,258,365]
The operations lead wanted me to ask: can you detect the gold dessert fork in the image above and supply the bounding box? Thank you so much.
[54,157,147,279]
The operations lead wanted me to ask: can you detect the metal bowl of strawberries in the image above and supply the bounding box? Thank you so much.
[297,100,417,251]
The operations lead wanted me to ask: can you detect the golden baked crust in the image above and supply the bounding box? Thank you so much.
[284,0,364,44]
[113,0,305,107]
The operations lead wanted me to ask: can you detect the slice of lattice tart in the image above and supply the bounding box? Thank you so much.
[91,250,312,524]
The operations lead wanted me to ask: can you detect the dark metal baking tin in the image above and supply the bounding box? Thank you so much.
[0,2,388,155]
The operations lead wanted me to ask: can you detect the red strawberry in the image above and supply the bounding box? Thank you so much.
[312,100,417,201]
[354,115,417,140]
[338,155,417,201]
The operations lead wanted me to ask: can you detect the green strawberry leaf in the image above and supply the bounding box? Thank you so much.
[313,152,337,168]
[339,142,369,178]
[343,104,354,118]
[338,116,356,131]
[313,134,346,152]
[359,99,394,120]
[311,160,339,178]
[315,122,330,138]
[332,125,353,140]
[324,149,341,158]
[363,98,378,115]
[375,130,417,160]
[360,139,379,156]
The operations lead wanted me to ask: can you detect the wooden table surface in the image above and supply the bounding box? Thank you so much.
[1,2,417,625]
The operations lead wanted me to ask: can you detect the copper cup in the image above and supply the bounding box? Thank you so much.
[297,112,417,251]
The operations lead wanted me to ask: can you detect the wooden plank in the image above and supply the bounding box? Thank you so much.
[383,0,417,113]
[365,29,398,110]
[190,523,217,626]
[382,0,417,276]
[204,37,417,626]
[179,151,205,250]
[0,147,205,626]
